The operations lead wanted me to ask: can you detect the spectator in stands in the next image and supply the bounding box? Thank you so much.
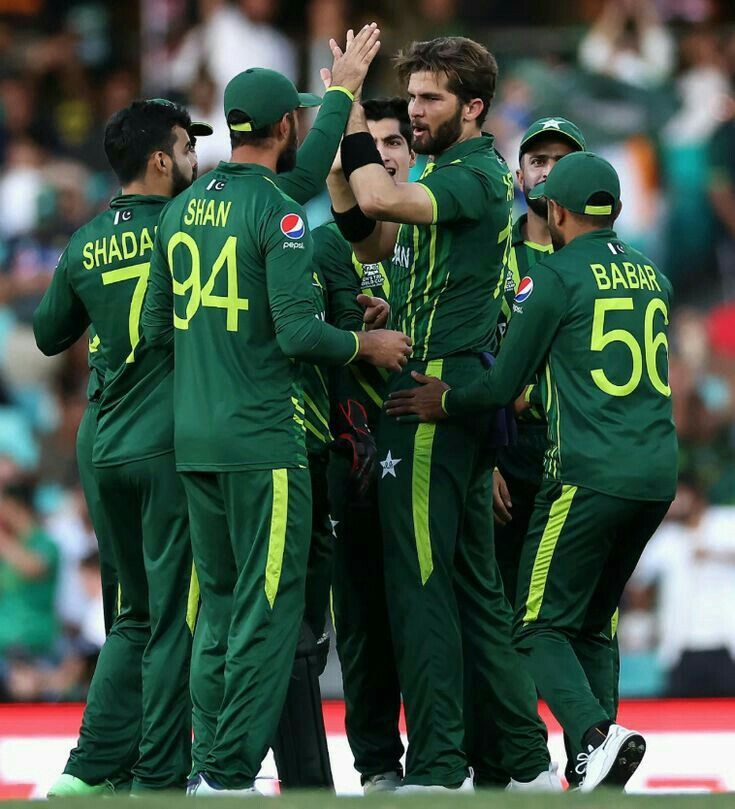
[579,0,674,88]
[0,478,59,661]
[168,0,297,103]
[708,79,735,298]
[630,475,735,697]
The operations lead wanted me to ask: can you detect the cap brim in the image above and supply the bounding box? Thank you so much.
[528,181,547,200]
[297,92,322,109]
[190,122,213,136]
[520,130,585,156]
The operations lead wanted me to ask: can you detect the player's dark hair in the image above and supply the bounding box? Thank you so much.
[394,37,498,126]
[362,97,413,148]
[104,100,192,185]
[228,110,294,149]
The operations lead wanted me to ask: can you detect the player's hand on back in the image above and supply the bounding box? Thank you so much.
[327,23,381,97]
[357,329,411,372]
[358,294,389,330]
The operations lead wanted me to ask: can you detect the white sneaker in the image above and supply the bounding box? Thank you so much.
[399,776,474,794]
[506,762,563,792]
[186,774,257,797]
[363,771,402,794]
[578,724,646,792]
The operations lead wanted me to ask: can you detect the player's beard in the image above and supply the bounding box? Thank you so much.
[171,160,192,197]
[525,186,548,219]
[413,103,463,156]
[276,123,298,173]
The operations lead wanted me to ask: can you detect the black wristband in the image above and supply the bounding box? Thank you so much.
[341,131,383,181]
[332,205,376,243]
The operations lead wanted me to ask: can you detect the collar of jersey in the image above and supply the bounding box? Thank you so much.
[215,161,277,178]
[433,131,496,166]
[110,193,170,208]
[571,227,618,245]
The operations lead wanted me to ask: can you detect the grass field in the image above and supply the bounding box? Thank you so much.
[10,793,732,808]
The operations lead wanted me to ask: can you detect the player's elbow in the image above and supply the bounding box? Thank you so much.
[32,315,63,356]
[358,189,389,221]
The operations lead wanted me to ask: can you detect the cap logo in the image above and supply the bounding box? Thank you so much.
[514,276,534,303]
[542,119,563,130]
[280,213,305,239]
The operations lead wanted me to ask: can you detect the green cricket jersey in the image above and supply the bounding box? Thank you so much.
[495,214,553,486]
[34,194,169,389]
[389,133,514,361]
[445,228,678,501]
[93,86,355,466]
[303,222,390,453]
[141,162,359,472]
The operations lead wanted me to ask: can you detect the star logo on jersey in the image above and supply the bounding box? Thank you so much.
[329,518,339,537]
[380,451,401,479]
[514,276,534,303]
[541,118,563,130]
[280,213,305,239]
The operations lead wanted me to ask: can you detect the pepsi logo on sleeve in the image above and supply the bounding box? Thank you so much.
[280,214,305,239]
[514,276,534,303]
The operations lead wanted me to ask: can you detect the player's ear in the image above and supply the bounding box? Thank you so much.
[517,167,525,192]
[409,149,416,168]
[464,97,484,123]
[277,112,290,141]
[612,200,623,224]
[151,150,169,177]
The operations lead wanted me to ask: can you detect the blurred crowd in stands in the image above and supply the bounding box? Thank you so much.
[1,0,735,701]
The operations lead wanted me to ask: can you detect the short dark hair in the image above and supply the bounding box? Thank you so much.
[104,100,192,185]
[394,37,498,126]
[362,97,413,148]
[227,110,294,150]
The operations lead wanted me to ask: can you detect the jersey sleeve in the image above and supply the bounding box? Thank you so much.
[33,246,90,356]
[263,202,359,366]
[313,224,364,332]
[417,164,492,224]
[445,265,567,415]
[275,87,353,205]
[140,225,174,349]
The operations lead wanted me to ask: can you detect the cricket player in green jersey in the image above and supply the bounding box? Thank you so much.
[141,61,412,795]
[387,151,678,791]
[491,117,619,787]
[329,37,557,791]
[315,97,415,793]
[34,99,211,794]
[492,117,586,600]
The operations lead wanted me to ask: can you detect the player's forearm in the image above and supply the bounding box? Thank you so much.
[276,315,359,366]
[443,370,515,417]
[277,87,354,205]
[33,301,88,356]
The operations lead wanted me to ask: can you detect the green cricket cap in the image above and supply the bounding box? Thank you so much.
[147,98,213,136]
[224,68,322,131]
[519,116,586,159]
[529,151,620,216]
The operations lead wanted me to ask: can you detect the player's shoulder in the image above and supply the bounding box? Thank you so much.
[312,220,346,250]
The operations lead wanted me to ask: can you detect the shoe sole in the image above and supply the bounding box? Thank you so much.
[601,733,647,789]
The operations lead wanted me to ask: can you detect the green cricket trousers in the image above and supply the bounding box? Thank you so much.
[183,467,311,790]
[378,357,551,788]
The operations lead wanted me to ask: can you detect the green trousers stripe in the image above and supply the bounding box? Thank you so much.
[411,358,443,585]
[523,483,577,623]
[265,468,289,608]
